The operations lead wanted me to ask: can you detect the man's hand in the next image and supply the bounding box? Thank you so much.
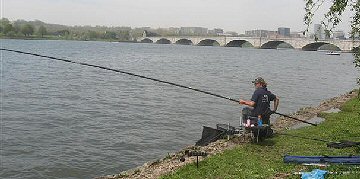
[239,99,255,107]
[239,99,246,105]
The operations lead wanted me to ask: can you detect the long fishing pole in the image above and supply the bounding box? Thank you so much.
[1,48,239,102]
[1,48,317,126]
[273,112,317,126]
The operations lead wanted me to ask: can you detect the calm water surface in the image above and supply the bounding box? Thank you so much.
[1,39,359,178]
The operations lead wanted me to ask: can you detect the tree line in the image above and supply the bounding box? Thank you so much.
[0,18,149,41]
[0,18,229,42]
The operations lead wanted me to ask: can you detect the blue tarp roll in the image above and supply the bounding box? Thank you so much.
[284,155,360,164]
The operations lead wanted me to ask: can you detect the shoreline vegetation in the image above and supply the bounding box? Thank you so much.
[99,90,359,179]
[0,18,139,42]
[0,18,238,43]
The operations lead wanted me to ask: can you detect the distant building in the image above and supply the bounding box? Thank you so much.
[290,31,306,38]
[214,28,224,35]
[278,27,290,37]
[314,24,325,40]
[168,27,180,35]
[208,28,224,35]
[225,31,238,36]
[245,30,278,38]
[245,30,269,37]
[267,31,278,38]
[333,31,346,39]
[207,29,215,35]
[179,27,208,36]
[142,30,160,37]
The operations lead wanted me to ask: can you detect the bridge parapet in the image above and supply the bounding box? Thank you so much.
[138,36,360,51]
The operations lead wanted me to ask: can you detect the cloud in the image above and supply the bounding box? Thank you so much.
[2,0,351,33]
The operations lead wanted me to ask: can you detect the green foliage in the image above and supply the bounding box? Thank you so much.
[6,31,16,37]
[304,0,360,39]
[3,24,14,34]
[1,18,15,34]
[118,30,131,41]
[87,30,99,40]
[354,49,360,84]
[304,0,360,85]
[162,98,360,179]
[37,25,47,37]
[54,29,70,36]
[0,18,179,41]
[21,24,34,36]
[103,31,117,39]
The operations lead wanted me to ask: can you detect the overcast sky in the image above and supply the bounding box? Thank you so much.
[1,0,353,34]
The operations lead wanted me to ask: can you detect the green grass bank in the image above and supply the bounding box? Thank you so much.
[161,97,360,179]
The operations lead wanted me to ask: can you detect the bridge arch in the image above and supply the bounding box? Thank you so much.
[261,41,294,49]
[197,39,220,46]
[226,40,253,47]
[302,42,340,51]
[317,43,341,51]
[140,38,153,43]
[156,38,171,44]
[175,39,193,45]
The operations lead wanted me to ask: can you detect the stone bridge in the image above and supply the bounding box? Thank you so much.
[138,36,360,51]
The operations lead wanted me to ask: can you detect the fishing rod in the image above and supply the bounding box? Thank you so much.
[1,48,239,102]
[1,48,317,126]
[273,112,317,126]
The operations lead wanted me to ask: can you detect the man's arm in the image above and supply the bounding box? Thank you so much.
[239,99,255,107]
[273,97,279,111]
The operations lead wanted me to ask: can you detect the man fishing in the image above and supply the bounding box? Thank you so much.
[239,77,279,125]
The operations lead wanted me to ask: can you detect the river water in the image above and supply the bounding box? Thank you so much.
[1,39,359,178]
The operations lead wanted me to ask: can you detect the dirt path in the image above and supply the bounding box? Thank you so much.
[98,90,358,179]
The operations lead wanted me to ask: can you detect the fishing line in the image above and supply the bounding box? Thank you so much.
[1,48,238,102]
[1,48,317,126]
[273,111,317,126]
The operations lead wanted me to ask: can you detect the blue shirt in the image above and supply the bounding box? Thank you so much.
[250,87,276,116]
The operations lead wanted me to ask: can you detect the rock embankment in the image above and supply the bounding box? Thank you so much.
[98,90,358,179]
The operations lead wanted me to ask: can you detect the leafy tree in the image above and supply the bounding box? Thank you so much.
[6,31,16,37]
[37,25,47,37]
[21,24,34,36]
[118,30,131,41]
[1,18,15,34]
[54,29,70,36]
[0,18,7,33]
[0,18,10,24]
[304,0,360,85]
[87,30,99,40]
[103,31,117,39]
[3,24,14,34]
[13,24,21,34]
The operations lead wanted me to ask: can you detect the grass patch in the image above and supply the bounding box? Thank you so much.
[161,98,360,179]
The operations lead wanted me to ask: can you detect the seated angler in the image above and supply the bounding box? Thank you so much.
[239,77,279,126]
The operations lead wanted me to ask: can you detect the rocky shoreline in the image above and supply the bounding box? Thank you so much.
[98,90,358,179]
